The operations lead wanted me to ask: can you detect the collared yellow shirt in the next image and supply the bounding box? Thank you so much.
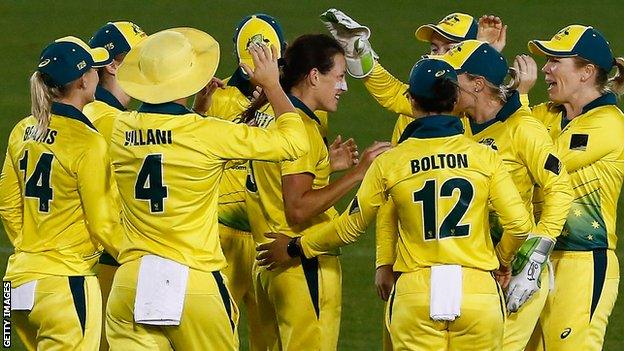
[0,102,122,287]
[246,96,338,250]
[463,92,573,242]
[109,101,309,272]
[532,93,624,251]
[208,77,329,232]
[302,116,532,269]
[83,85,126,142]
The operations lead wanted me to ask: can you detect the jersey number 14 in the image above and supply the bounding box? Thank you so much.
[19,150,53,213]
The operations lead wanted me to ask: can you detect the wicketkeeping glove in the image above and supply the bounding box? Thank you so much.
[320,8,378,78]
[506,235,555,312]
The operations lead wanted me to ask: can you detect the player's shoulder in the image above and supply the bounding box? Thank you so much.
[83,100,121,123]
[462,135,503,167]
[506,106,550,137]
[6,116,37,149]
[530,101,562,124]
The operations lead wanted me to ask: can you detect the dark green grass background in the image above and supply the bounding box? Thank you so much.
[0,1,622,349]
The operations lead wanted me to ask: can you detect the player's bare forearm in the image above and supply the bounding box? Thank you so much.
[283,170,361,226]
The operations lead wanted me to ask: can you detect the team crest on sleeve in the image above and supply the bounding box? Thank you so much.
[569,134,588,151]
[544,154,562,175]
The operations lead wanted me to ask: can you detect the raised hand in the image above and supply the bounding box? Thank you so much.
[514,54,538,94]
[192,77,225,115]
[477,15,507,52]
[352,141,392,180]
[240,43,280,91]
[330,135,359,172]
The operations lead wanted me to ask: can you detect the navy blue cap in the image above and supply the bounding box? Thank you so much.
[408,58,458,98]
[441,40,508,86]
[37,36,111,87]
[89,21,147,58]
[529,25,614,72]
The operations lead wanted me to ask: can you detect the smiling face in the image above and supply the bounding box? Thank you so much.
[429,32,458,55]
[314,53,347,112]
[542,57,588,104]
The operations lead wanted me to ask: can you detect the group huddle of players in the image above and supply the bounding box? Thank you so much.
[0,7,623,351]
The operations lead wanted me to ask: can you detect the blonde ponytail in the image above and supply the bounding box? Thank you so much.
[607,57,624,96]
[30,72,63,141]
[504,67,521,95]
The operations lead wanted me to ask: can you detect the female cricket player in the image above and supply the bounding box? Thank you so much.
[83,20,147,351]
[242,33,389,350]
[206,13,358,351]
[104,27,309,350]
[437,40,574,350]
[0,36,121,350]
[256,57,534,350]
[527,25,624,350]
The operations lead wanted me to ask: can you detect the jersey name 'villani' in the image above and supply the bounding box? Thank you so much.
[124,128,173,146]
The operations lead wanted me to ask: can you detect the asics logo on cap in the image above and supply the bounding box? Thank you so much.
[77,60,86,70]
[38,58,51,67]
[435,70,446,77]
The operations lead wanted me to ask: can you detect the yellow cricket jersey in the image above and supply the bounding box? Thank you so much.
[531,93,624,251]
[462,92,573,242]
[210,73,329,233]
[0,102,122,286]
[363,62,532,118]
[302,116,533,269]
[246,95,338,249]
[83,85,126,142]
[109,102,309,272]
[207,78,253,232]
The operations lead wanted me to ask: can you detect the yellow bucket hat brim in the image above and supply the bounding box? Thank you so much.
[117,27,220,104]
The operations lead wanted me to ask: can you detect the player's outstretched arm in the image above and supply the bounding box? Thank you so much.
[282,141,390,227]
[200,42,309,163]
[488,155,532,267]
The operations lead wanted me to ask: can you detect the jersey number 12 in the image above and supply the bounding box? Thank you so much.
[413,178,474,240]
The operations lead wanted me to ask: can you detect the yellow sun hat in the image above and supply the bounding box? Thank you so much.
[117,27,220,104]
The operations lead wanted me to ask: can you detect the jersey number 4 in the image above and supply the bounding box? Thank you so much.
[19,150,53,213]
[135,154,168,213]
[413,178,474,240]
